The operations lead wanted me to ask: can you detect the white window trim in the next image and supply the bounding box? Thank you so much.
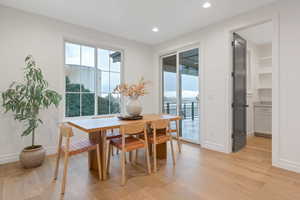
[63,40,124,119]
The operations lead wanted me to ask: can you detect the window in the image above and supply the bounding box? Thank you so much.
[65,42,121,117]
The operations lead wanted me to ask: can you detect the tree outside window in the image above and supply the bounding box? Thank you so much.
[65,42,121,117]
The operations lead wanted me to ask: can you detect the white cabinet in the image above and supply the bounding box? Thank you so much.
[254,106,272,134]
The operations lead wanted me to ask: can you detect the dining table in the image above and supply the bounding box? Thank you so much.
[67,113,181,180]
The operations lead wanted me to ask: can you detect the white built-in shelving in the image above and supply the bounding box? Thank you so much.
[260,56,272,61]
[256,53,272,102]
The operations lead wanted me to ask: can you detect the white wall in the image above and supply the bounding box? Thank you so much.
[154,3,277,154]
[2,0,300,174]
[154,0,300,173]
[276,0,300,173]
[0,5,155,164]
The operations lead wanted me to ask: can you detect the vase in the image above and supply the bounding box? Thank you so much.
[126,96,142,116]
[19,145,46,168]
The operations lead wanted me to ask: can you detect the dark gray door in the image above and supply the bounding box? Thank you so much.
[232,33,247,152]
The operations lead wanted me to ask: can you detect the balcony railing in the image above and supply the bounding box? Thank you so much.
[163,102,199,120]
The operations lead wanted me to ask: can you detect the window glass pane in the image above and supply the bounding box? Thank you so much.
[110,72,120,92]
[65,43,80,65]
[110,51,121,72]
[98,49,110,71]
[65,93,80,117]
[99,71,109,93]
[110,93,120,114]
[98,93,109,115]
[65,42,123,118]
[65,65,81,92]
[80,66,95,92]
[162,55,177,115]
[81,45,95,67]
[82,93,95,116]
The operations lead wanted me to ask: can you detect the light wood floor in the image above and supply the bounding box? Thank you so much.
[1,136,300,200]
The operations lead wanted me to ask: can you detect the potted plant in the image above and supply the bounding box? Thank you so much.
[113,77,149,116]
[2,55,62,168]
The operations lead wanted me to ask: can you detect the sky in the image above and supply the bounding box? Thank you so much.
[65,42,121,93]
[164,71,199,99]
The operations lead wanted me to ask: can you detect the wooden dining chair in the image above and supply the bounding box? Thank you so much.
[169,119,182,153]
[106,122,151,185]
[53,124,102,195]
[92,115,121,156]
[150,119,176,172]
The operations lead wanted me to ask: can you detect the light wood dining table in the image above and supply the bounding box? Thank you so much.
[67,114,181,180]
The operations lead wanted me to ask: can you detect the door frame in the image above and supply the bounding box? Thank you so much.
[227,15,280,167]
[159,43,204,145]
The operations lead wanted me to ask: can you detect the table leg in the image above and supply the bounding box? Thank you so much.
[147,127,167,160]
[156,143,167,159]
[148,142,167,159]
[88,131,107,180]
[101,130,107,180]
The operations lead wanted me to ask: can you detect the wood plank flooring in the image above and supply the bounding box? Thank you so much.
[1,136,300,200]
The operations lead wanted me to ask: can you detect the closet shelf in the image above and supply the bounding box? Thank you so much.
[257,88,272,91]
[258,72,272,75]
[260,56,272,61]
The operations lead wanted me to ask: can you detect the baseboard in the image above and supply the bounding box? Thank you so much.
[254,132,272,138]
[0,153,19,164]
[202,141,226,153]
[0,146,57,165]
[273,158,300,174]
[247,132,254,136]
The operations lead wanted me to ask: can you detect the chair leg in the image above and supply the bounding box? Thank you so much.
[145,146,151,174]
[111,146,115,156]
[129,151,133,163]
[170,139,176,166]
[121,150,126,186]
[54,135,62,180]
[96,144,103,180]
[176,120,182,153]
[135,149,138,163]
[88,153,92,170]
[106,143,112,174]
[153,143,157,173]
[61,147,70,195]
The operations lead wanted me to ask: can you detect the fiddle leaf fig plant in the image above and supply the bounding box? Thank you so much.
[2,55,62,149]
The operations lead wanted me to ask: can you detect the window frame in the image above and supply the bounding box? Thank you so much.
[63,39,124,119]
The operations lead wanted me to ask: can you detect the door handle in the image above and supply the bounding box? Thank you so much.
[244,104,249,108]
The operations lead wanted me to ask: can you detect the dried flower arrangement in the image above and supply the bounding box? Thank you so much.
[113,77,149,98]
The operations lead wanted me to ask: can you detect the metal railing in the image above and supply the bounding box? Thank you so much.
[163,102,199,120]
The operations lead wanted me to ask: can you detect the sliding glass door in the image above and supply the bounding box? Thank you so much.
[162,54,177,115]
[161,48,200,144]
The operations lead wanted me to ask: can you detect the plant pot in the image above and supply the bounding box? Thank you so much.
[19,145,46,168]
[126,96,142,116]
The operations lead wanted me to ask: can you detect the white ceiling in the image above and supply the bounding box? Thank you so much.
[0,0,277,45]
[237,22,273,45]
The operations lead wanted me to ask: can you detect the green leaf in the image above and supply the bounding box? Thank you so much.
[2,55,62,142]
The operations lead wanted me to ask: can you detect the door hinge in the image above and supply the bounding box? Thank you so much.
[231,72,235,77]
[232,133,234,139]
[231,103,235,108]
[231,41,235,46]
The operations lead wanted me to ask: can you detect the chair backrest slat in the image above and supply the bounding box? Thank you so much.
[121,122,146,135]
[151,119,169,130]
[60,124,74,138]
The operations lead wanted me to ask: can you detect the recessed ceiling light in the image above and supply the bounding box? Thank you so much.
[152,27,159,32]
[202,2,211,8]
